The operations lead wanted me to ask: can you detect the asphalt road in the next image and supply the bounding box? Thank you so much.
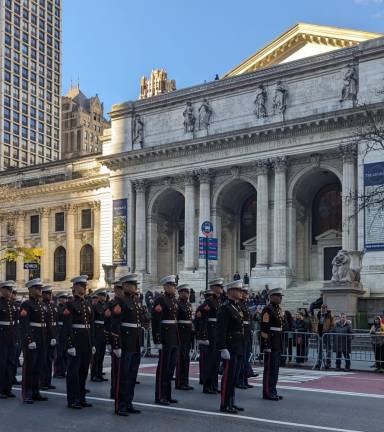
[0,360,383,432]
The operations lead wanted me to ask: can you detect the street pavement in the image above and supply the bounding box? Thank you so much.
[1,358,383,432]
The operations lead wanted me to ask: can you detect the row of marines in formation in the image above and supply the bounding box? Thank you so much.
[0,274,284,415]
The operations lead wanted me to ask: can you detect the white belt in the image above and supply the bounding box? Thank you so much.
[270,326,282,331]
[178,320,192,325]
[243,321,250,325]
[30,322,46,328]
[72,324,90,329]
[121,323,140,328]
[161,320,177,324]
[58,322,63,326]
[94,320,104,325]
[208,318,217,322]
[0,321,12,326]
[51,323,57,327]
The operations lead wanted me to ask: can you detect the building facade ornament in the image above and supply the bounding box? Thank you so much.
[90,200,101,211]
[64,203,77,215]
[195,168,211,183]
[272,155,289,172]
[255,159,270,175]
[133,179,147,193]
[183,101,196,133]
[310,153,321,168]
[273,80,288,116]
[132,114,144,148]
[230,166,241,179]
[341,64,358,105]
[183,172,196,186]
[339,142,357,162]
[254,84,268,118]
[198,98,213,130]
[39,208,51,217]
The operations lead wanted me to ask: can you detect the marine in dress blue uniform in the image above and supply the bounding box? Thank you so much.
[91,291,108,382]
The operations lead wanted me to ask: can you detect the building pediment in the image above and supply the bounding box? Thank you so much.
[315,229,342,242]
[224,23,382,77]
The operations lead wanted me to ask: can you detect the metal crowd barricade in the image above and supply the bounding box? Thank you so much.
[320,332,384,370]
[281,331,321,368]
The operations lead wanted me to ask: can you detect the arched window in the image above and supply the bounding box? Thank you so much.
[312,183,342,242]
[5,260,16,281]
[80,244,94,279]
[240,194,257,249]
[54,246,66,281]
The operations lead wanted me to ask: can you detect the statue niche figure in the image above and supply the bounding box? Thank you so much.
[254,84,267,118]
[273,81,287,116]
[132,114,144,147]
[198,98,212,130]
[331,249,361,283]
[183,101,196,133]
[341,64,358,104]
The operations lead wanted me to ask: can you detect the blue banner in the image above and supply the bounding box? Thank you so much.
[113,199,127,265]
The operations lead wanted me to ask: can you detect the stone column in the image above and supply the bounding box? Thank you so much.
[197,168,211,269]
[287,199,297,275]
[256,160,269,266]
[272,156,288,265]
[184,172,196,270]
[39,209,50,282]
[15,211,25,284]
[65,204,76,281]
[147,215,158,279]
[134,180,147,272]
[340,143,357,251]
[91,201,101,282]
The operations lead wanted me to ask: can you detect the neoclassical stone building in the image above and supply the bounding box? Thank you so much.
[2,24,384,311]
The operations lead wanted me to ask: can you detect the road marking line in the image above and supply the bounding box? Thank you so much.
[12,388,366,432]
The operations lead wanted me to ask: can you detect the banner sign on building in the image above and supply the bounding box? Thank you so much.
[113,199,127,265]
[364,162,384,251]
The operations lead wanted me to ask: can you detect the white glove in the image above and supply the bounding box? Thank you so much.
[220,349,230,360]
[197,339,210,346]
[67,347,76,357]
[106,344,112,354]
[19,354,24,366]
[264,348,271,353]
[154,343,162,350]
[92,346,96,355]
[28,342,37,350]
[50,338,57,347]
[113,348,122,358]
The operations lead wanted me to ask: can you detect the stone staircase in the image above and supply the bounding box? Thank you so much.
[282,281,324,312]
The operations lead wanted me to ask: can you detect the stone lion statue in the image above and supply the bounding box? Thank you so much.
[331,249,360,283]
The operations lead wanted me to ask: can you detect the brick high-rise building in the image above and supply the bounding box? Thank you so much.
[0,0,62,169]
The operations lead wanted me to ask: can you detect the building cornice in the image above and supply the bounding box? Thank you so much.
[100,102,383,171]
[110,37,384,119]
[0,175,109,202]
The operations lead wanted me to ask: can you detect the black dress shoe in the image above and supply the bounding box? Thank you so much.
[12,380,21,385]
[236,385,248,389]
[40,386,49,390]
[47,385,56,390]
[68,403,82,409]
[98,377,108,382]
[85,389,90,393]
[168,398,178,403]
[80,401,93,407]
[246,384,254,388]
[185,385,194,390]
[155,399,170,406]
[263,395,279,401]
[54,375,65,379]
[135,381,140,384]
[91,377,103,382]
[127,406,141,414]
[276,395,283,400]
[32,395,48,401]
[177,385,194,390]
[220,406,238,414]
[233,405,244,412]
[116,410,129,416]
[203,389,216,394]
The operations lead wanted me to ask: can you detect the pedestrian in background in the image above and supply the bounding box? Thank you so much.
[370,316,384,372]
[315,304,335,369]
[281,310,293,366]
[333,313,352,371]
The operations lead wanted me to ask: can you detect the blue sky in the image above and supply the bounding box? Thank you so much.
[62,0,384,115]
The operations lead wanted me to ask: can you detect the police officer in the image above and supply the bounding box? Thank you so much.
[175,284,193,391]
[91,291,108,382]
[261,287,284,401]
[237,285,254,389]
[216,280,245,414]
[63,275,95,409]
[0,281,17,399]
[111,274,143,416]
[54,293,68,378]
[152,275,179,405]
[199,278,224,394]
[41,285,58,390]
[20,278,48,404]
